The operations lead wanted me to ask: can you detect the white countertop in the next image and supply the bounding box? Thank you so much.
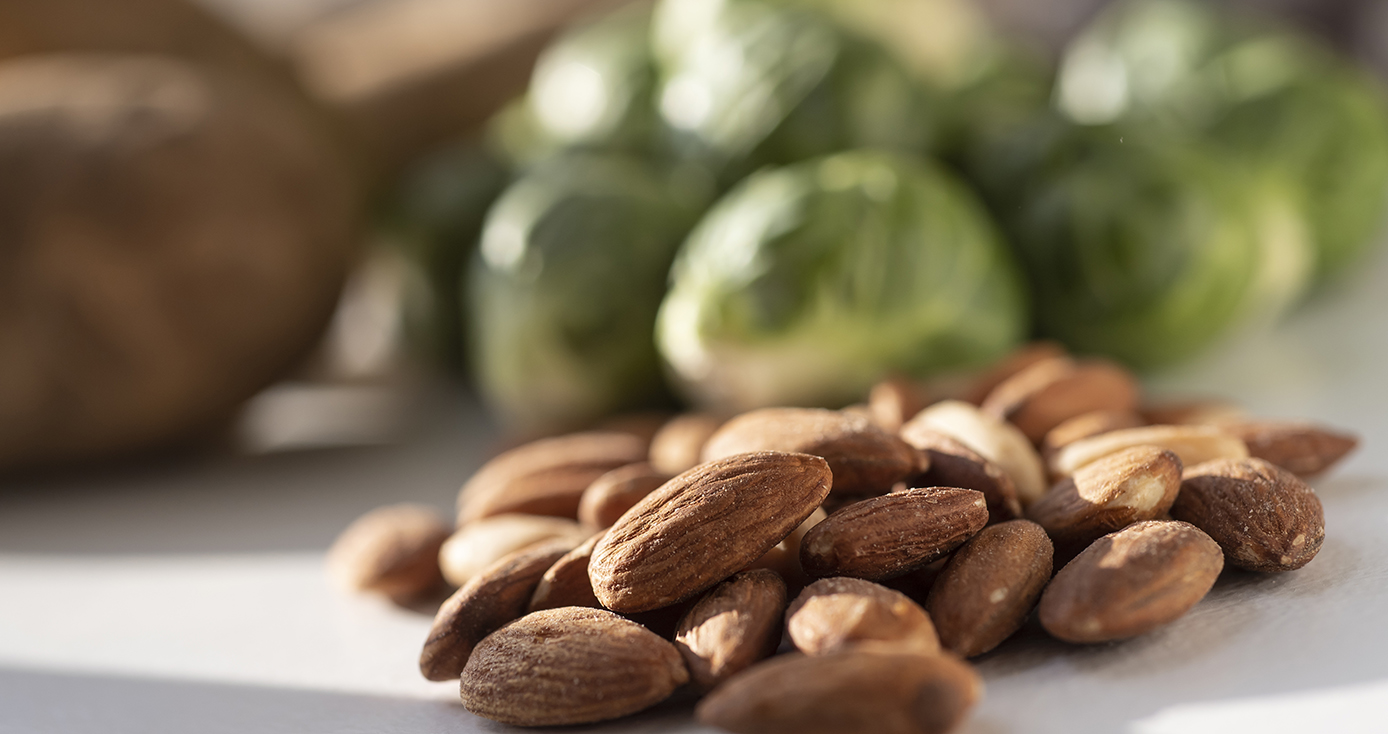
[4,246,1388,734]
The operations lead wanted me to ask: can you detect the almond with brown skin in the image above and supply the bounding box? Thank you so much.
[1172,458,1325,572]
[326,504,449,604]
[980,356,1142,444]
[1040,409,1146,459]
[903,401,1048,506]
[455,431,647,523]
[437,513,588,588]
[460,607,688,726]
[1027,446,1183,559]
[1223,422,1358,478]
[676,569,787,690]
[925,520,1053,657]
[962,340,1069,406]
[800,488,988,581]
[702,408,919,495]
[577,462,671,530]
[648,413,725,475]
[786,577,940,656]
[1049,424,1247,479]
[869,376,931,433]
[528,532,605,613]
[1039,520,1223,643]
[696,649,982,734]
[590,451,832,613]
[419,538,578,681]
[900,426,1021,522]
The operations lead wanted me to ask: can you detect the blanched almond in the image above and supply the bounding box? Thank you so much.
[1049,424,1247,479]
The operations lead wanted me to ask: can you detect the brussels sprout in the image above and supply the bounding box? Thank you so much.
[1005,126,1313,369]
[470,154,705,432]
[657,149,1027,412]
[652,0,934,183]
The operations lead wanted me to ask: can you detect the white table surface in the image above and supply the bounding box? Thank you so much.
[4,246,1388,734]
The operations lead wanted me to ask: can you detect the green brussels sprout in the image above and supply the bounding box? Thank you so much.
[652,0,934,183]
[470,154,706,432]
[657,149,1027,412]
[1006,127,1313,369]
[1056,0,1388,283]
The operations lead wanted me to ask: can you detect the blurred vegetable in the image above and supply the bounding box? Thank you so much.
[470,154,706,432]
[652,0,934,183]
[657,149,1027,413]
[1056,0,1388,283]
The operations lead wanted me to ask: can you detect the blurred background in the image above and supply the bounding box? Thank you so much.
[3,0,1388,476]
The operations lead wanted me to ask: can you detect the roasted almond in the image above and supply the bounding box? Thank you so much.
[786,577,940,656]
[676,569,787,690]
[437,513,587,588]
[326,504,449,604]
[1223,421,1358,478]
[980,356,1142,444]
[869,376,931,433]
[702,408,919,495]
[903,400,1048,506]
[800,488,988,581]
[648,413,725,475]
[455,431,647,523]
[961,340,1069,406]
[590,451,832,613]
[528,531,605,613]
[1027,446,1183,559]
[419,538,577,681]
[696,649,982,734]
[1049,424,1247,479]
[899,426,1021,522]
[925,520,1053,657]
[1172,458,1325,572]
[1038,520,1223,643]
[1040,409,1146,458]
[577,462,671,530]
[460,607,688,726]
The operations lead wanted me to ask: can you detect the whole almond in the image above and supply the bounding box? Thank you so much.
[1040,409,1146,458]
[1039,520,1223,643]
[702,408,919,495]
[455,431,647,523]
[676,569,788,690]
[326,504,449,603]
[962,340,1069,406]
[925,520,1053,657]
[420,538,577,681]
[800,488,988,581]
[577,463,671,530]
[1027,446,1183,559]
[696,650,982,734]
[649,413,725,475]
[1223,421,1358,478]
[528,531,606,613]
[786,577,940,656]
[460,607,688,726]
[590,451,832,613]
[869,376,931,433]
[981,356,1142,444]
[900,427,1021,522]
[1049,424,1247,479]
[1172,458,1325,572]
[903,401,1048,506]
[437,513,588,588]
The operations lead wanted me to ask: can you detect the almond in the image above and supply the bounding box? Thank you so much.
[460,607,688,726]
[868,376,931,433]
[800,488,988,581]
[528,531,605,613]
[1171,458,1325,572]
[702,408,919,495]
[1038,520,1223,643]
[1027,447,1183,559]
[925,520,1053,657]
[696,649,982,734]
[903,400,1048,506]
[648,413,725,475]
[980,356,1142,444]
[676,569,787,690]
[326,504,449,603]
[786,577,940,656]
[419,538,577,681]
[590,451,832,613]
[437,513,587,588]
[1223,421,1358,478]
[899,426,1021,522]
[1040,409,1145,458]
[455,431,647,523]
[961,340,1069,406]
[577,462,671,530]
[1049,424,1247,479]
[1142,399,1246,426]
[745,507,827,591]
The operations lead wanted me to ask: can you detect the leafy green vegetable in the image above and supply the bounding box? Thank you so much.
[657,149,1027,412]
[470,154,706,431]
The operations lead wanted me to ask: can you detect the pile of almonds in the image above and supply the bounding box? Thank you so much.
[327,342,1357,733]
